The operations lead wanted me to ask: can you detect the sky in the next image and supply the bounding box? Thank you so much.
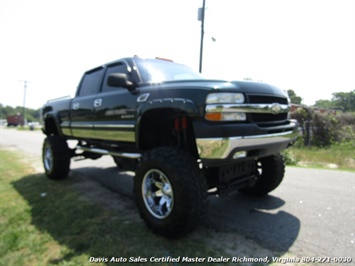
[0,0,354,109]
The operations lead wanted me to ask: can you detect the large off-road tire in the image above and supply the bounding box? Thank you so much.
[134,147,208,238]
[239,154,285,196]
[112,156,137,171]
[42,135,71,180]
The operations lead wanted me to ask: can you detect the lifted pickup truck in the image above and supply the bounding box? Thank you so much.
[41,57,298,237]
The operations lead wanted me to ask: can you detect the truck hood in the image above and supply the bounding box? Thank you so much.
[151,79,289,98]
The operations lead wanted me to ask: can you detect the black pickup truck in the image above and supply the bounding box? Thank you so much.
[41,57,298,237]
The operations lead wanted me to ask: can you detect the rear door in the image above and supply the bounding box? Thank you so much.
[93,62,137,143]
[70,67,105,139]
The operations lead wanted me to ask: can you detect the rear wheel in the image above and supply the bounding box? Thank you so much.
[42,135,71,180]
[238,154,285,196]
[134,147,208,238]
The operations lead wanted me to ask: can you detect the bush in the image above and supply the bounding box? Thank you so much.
[312,112,355,146]
[291,107,312,146]
[282,150,298,165]
[291,108,355,147]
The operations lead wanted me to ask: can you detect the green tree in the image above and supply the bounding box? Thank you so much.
[332,91,355,112]
[0,103,40,123]
[0,104,15,119]
[287,90,302,104]
[315,90,355,112]
[314,99,336,109]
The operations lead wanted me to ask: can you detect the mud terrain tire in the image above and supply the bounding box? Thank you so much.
[134,147,208,238]
[42,136,71,180]
[239,154,285,196]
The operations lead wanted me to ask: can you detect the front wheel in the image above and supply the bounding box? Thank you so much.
[134,147,208,238]
[42,135,71,180]
[238,154,285,196]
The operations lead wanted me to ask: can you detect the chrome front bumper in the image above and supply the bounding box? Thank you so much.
[196,128,298,160]
[205,103,290,114]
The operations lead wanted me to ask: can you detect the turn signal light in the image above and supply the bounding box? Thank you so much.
[205,112,246,121]
[205,113,222,121]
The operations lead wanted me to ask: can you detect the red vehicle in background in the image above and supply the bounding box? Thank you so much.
[6,114,24,126]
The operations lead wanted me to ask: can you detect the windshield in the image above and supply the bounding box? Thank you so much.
[134,58,204,83]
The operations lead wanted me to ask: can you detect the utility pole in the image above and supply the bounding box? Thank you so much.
[19,80,30,126]
[198,0,206,73]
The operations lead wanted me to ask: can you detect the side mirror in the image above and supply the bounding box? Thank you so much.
[107,73,135,90]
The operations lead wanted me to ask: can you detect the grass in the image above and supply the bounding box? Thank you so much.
[12,125,40,131]
[284,141,355,171]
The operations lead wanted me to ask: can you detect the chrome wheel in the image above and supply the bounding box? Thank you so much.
[134,147,208,237]
[142,169,173,219]
[43,146,53,172]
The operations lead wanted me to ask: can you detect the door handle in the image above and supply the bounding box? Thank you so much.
[94,99,102,107]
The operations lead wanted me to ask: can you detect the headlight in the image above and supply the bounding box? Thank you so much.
[205,93,246,121]
[206,93,245,104]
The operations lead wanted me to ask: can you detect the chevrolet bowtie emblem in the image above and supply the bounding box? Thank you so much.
[270,103,282,114]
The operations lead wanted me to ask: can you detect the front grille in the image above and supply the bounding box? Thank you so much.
[247,94,289,127]
[248,95,288,104]
[250,113,287,126]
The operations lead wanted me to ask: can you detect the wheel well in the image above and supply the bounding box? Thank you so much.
[44,117,59,135]
[138,109,198,157]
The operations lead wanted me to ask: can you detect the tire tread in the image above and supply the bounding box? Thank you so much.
[134,147,208,238]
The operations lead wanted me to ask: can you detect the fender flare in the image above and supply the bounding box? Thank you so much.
[135,98,201,146]
[42,111,65,137]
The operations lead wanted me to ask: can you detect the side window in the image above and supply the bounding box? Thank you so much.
[101,63,129,93]
[78,67,105,96]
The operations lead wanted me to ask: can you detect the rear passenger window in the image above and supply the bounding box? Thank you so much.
[101,63,130,93]
[78,67,105,96]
